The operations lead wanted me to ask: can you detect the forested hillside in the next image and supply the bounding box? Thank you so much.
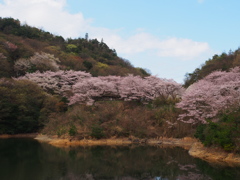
[0,17,188,138]
[184,49,240,87]
[0,17,149,78]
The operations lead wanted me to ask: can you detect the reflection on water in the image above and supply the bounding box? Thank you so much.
[0,138,239,180]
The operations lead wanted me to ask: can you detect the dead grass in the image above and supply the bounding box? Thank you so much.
[42,101,195,139]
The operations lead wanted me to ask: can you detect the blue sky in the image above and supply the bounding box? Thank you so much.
[0,0,240,82]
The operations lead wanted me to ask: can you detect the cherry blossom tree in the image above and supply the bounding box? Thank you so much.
[118,75,150,101]
[69,74,184,105]
[69,76,120,105]
[177,67,240,124]
[14,52,60,76]
[4,41,18,51]
[17,70,92,94]
[145,76,184,100]
[14,57,31,75]
[17,70,184,105]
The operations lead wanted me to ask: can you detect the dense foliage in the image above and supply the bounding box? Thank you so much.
[194,108,240,152]
[0,78,61,134]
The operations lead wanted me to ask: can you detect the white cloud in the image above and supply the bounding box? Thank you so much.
[157,38,210,59]
[0,0,212,61]
[97,32,211,60]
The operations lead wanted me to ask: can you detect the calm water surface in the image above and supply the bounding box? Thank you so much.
[0,138,240,180]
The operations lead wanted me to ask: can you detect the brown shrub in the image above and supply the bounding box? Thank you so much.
[42,101,194,139]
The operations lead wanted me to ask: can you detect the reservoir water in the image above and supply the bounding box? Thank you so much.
[0,138,239,180]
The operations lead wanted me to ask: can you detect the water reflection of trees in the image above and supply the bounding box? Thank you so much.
[0,139,240,180]
[35,144,227,180]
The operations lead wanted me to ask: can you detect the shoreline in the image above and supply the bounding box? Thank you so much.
[189,142,240,167]
[1,133,240,166]
[0,133,38,138]
[34,135,195,149]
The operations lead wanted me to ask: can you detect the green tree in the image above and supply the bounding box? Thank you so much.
[0,78,58,134]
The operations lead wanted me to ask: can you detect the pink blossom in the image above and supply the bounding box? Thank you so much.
[177,67,240,124]
[17,71,184,105]
[4,41,18,51]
